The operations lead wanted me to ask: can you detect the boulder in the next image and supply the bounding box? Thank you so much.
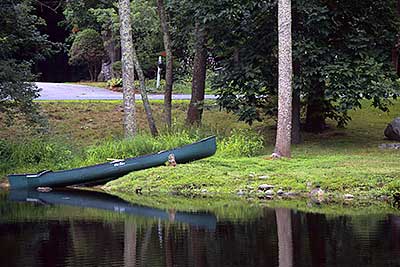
[384,117,400,141]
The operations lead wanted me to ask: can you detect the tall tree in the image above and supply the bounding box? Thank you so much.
[132,47,159,136]
[186,23,207,125]
[118,0,137,137]
[0,0,53,126]
[213,0,400,132]
[157,0,173,128]
[274,0,292,158]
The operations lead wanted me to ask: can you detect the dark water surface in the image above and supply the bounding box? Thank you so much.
[1,189,400,267]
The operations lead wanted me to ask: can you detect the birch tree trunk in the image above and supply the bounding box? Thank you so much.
[157,0,173,128]
[186,23,207,126]
[274,0,292,158]
[119,0,137,137]
[132,47,159,136]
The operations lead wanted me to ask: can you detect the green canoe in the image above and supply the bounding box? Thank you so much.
[8,136,216,190]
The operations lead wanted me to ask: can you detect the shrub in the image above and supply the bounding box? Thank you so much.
[85,132,199,164]
[69,29,105,81]
[107,78,123,88]
[0,139,73,174]
[112,61,122,78]
[218,130,264,157]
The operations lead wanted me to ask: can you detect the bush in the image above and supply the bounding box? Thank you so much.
[112,61,122,78]
[85,132,199,164]
[0,139,73,174]
[218,130,264,157]
[69,29,105,81]
[107,78,123,88]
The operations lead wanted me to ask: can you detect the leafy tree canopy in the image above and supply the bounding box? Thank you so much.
[69,28,105,81]
[0,0,53,126]
[211,0,400,130]
[63,0,162,77]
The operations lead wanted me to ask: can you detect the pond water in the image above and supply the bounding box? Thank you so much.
[1,189,400,267]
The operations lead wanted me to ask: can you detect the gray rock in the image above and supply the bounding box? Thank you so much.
[384,117,400,141]
[286,191,299,197]
[379,143,400,149]
[201,189,208,193]
[265,189,275,196]
[277,189,284,196]
[259,175,269,179]
[237,189,245,196]
[310,188,325,197]
[344,193,354,200]
[259,184,275,191]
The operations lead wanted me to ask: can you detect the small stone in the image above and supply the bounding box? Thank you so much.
[286,191,299,197]
[344,194,354,200]
[201,189,208,193]
[265,189,275,196]
[259,184,274,191]
[249,173,255,178]
[277,189,284,196]
[237,189,245,196]
[271,152,281,159]
[310,188,324,197]
[259,175,269,179]
[379,195,389,201]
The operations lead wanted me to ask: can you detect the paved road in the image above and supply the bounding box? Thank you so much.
[35,82,217,100]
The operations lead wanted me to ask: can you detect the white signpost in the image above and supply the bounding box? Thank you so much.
[156,56,162,89]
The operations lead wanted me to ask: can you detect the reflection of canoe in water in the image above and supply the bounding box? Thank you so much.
[9,189,217,230]
[8,136,216,190]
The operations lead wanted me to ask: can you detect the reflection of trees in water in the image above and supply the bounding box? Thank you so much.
[3,208,400,266]
[124,209,400,267]
[276,208,293,267]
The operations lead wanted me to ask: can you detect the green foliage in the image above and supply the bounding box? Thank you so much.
[0,0,53,126]
[107,78,123,88]
[64,0,162,77]
[218,130,264,157]
[212,0,400,128]
[69,29,105,81]
[111,61,122,78]
[84,131,199,164]
[0,139,73,174]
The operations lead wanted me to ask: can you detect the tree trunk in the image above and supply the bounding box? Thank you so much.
[157,0,173,128]
[88,65,94,82]
[291,88,302,144]
[276,208,293,267]
[305,83,326,133]
[119,0,137,137]
[132,47,159,136]
[186,23,207,126]
[274,0,293,158]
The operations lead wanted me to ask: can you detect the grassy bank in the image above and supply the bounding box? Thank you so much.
[1,99,400,205]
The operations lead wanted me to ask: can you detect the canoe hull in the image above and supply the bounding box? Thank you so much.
[8,136,216,189]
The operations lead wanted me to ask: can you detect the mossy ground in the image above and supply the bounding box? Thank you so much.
[1,99,400,207]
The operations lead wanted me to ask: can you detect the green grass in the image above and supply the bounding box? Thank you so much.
[1,99,400,205]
